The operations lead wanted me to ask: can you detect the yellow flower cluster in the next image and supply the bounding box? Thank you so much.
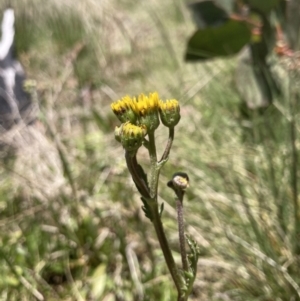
[111,92,180,152]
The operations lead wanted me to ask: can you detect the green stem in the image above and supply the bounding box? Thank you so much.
[147,130,186,299]
[125,152,150,199]
[289,78,300,255]
[148,131,160,198]
[160,127,174,163]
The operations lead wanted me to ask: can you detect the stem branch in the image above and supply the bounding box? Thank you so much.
[125,152,150,198]
[147,130,186,299]
[160,127,174,163]
[148,131,159,198]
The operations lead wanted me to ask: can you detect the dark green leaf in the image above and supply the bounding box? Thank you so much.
[159,202,164,217]
[132,163,150,198]
[188,0,229,29]
[136,163,149,190]
[245,0,280,13]
[141,197,153,221]
[185,19,251,61]
[214,0,235,13]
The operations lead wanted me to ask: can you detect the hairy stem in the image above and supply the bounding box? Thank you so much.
[125,152,150,199]
[160,127,174,163]
[149,201,185,298]
[147,130,186,299]
[148,131,160,198]
[176,196,189,273]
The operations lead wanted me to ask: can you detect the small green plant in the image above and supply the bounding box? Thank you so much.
[111,92,200,301]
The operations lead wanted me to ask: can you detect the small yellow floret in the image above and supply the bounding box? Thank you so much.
[159,99,179,111]
[130,92,160,116]
[122,122,146,137]
[111,96,131,114]
[121,122,147,152]
[111,96,137,123]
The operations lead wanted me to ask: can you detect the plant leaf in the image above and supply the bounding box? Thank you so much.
[141,197,153,221]
[245,0,281,13]
[159,202,164,217]
[186,235,200,276]
[188,0,229,29]
[214,0,235,13]
[185,19,251,61]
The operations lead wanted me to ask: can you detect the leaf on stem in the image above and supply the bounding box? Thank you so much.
[140,197,153,221]
[186,235,200,277]
[159,202,164,217]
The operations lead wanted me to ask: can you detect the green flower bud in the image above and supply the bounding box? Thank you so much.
[159,99,180,128]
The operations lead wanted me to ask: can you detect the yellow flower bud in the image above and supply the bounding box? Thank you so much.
[111,96,137,123]
[159,99,180,128]
[121,122,147,152]
[129,92,160,132]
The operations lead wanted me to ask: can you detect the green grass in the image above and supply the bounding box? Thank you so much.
[0,0,300,300]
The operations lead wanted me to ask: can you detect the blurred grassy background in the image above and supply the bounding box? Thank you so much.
[0,0,300,300]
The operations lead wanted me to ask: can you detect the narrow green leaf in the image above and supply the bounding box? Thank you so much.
[141,197,153,221]
[159,202,164,217]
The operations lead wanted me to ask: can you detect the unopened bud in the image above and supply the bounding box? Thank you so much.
[130,92,160,132]
[111,96,137,124]
[159,99,180,128]
[121,122,147,152]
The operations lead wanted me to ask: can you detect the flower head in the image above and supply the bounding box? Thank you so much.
[120,122,147,152]
[130,92,159,116]
[130,92,160,132]
[159,99,181,128]
[111,96,137,124]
